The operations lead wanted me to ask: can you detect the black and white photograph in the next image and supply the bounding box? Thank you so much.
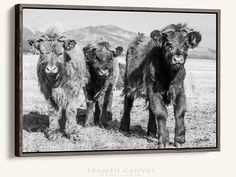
[15,5,220,155]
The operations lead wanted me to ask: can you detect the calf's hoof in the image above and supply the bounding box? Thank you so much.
[65,124,81,135]
[46,129,62,141]
[158,141,169,148]
[174,142,183,148]
[99,121,109,128]
[84,122,95,127]
[120,131,131,137]
[157,131,169,148]
[147,131,157,138]
[65,125,81,141]
[119,126,131,136]
[119,125,130,133]
[174,136,185,145]
[67,133,81,142]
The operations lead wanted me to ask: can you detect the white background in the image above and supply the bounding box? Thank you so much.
[0,0,235,177]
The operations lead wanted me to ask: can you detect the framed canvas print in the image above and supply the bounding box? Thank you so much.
[15,4,220,156]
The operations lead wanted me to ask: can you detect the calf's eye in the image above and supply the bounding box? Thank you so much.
[166,44,172,50]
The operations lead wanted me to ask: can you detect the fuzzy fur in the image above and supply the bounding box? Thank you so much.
[120,24,201,147]
[37,46,88,108]
[83,42,122,127]
[30,32,88,139]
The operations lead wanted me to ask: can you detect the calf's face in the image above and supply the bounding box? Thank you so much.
[28,35,76,84]
[83,42,123,77]
[151,26,201,68]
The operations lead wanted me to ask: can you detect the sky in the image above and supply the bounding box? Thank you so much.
[23,9,217,49]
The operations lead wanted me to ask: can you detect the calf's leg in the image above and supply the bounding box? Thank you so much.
[174,85,186,147]
[157,117,169,148]
[119,95,134,132]
[147,108,157,137]
[47,105,62,140]
[148,85,169,147]
[94,101,100,125]
[107,90,113,121]
[99,85,113,127]
[85,100,95,127]
[65,98,81,137]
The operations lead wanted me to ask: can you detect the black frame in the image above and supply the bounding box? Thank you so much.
[15,3,221,157]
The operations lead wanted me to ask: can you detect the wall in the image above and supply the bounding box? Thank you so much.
[0,0,235,177]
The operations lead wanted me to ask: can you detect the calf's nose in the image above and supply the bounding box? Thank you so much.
[102,64,109,71]
[172,55,184,64]
[174,57,182,62]
[45,65,58,73]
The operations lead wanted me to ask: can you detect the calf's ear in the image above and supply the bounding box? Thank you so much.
[64,39,77,51]
[114,46,123,57]
[28,39,36,46]
[82,46,89,57]
[28,39,40,51]
[82,45,95,61]
[58,36,77,51]
[150,30,163,47]
[187,31,202,48]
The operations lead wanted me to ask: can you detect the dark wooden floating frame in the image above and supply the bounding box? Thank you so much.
[15,3,221,157]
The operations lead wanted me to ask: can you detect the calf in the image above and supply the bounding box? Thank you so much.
[120,24,201,147]
[28,31,88,140]
[83,42,123,127]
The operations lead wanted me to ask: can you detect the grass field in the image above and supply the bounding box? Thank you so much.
[22,54,216,152]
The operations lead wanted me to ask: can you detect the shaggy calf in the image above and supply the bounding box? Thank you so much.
[120,24,201,147]
[28,32,88,139]
[83,42,123,127]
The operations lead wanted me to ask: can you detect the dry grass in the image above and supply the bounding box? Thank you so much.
[22,55,216,152]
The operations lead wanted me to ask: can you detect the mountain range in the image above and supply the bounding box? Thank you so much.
[23,25,216,59]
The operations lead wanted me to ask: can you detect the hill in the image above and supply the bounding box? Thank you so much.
[23,25,216,59]
[188,46,216,60]
[63,25,137,50]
